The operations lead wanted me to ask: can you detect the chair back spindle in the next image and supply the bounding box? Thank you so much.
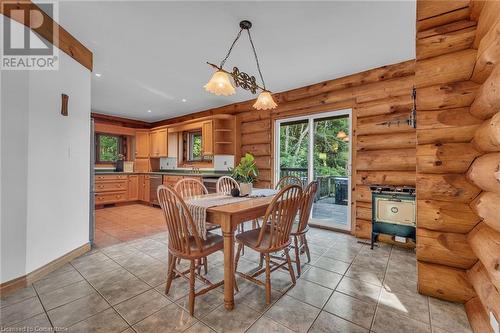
[297,181,319,233]
[275,176,303,190]
[216,176,240,195]
[174,178,208,199]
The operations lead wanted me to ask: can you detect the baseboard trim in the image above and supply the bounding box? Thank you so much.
[0,242,91,296]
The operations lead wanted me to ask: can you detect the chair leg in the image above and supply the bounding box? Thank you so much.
[258,253,264,269]
[189,260,195,316]
[265,253,271,304]
[240,224,245,256]
[302,235,311,263]
[234,243,243,272]
[293,236,301,276]
[285,249,296,285]
[165,253,176,294]
[196,259,201,275]
[203,256,208,275]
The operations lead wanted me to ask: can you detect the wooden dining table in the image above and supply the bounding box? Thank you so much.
[205,195,275,310]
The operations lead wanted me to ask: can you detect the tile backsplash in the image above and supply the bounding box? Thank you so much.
[160,157,177,170]
[214,155,234,171]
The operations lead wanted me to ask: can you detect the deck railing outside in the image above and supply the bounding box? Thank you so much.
[279,167,348,205]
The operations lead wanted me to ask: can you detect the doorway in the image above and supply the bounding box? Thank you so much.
[274,109,352,231]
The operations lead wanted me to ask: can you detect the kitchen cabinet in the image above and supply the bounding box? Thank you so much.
[150,129,168,157]
[128,175,139,200]
[135,130,150,158]
[202,121,213,156]
[139,175,150,202]
[134,158,150,172]
[163,175,183,189]
[95,174,128,205]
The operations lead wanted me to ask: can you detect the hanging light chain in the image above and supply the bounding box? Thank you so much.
[246,29,266,90]
[220,28,243,68]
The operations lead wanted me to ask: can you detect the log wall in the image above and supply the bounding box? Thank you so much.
[416,1,500,332]
[463,1,500,331]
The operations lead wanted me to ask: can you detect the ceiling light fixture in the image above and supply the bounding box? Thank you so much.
[204,20,277,110]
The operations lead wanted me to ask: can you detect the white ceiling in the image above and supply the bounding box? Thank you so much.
[59,1,416,122]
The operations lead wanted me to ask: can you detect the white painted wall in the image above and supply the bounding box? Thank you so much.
[0,17,91,282]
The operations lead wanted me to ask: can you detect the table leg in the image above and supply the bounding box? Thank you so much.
[222,217,235,310]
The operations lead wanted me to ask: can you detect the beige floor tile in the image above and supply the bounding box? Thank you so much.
[372,308,431,333]
[300,266,342,290]
[286,279,333,308]
[234,283,282,313]
[323,291,375,329]
[0,295,44,327]
[429,298,472,333]
[47,292,110,328]
[94,274,150,305]
[312,256,350,274]
[114,289,171,325]
[336,276,381,304]
[265,295,320,333]
[33,269,84,295]
[0,286,36,308]
[378,288,430,324]
[133,303,197,333]
[5,313,52,331]
[201,303,261,333]
[309,311,368,333]
[66,308,129,333]
[345,263,385,286]
[176,290,224,318]
[184,321,215,333]
[247,316,294,333]
[38,280,95,310]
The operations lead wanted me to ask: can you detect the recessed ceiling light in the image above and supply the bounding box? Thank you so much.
[181,98,187,102]
[95,73,102,77]
[147,109,152,113]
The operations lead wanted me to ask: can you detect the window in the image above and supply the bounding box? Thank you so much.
[96,134,123,163]
[188,131,203,161]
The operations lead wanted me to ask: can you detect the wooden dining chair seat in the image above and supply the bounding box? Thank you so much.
[234,185,303,304]
[290,181,318,276]
[157,185,233,316]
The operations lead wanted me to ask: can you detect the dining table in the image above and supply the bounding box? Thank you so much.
[204,194,276,310]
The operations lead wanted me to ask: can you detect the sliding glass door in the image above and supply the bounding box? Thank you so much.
[275,110,352,231]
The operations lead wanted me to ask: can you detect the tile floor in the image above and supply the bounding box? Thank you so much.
[1,205,473,333]
[94,204,167,248]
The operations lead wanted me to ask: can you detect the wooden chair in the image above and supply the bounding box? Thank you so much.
[234,185,303,304]
[291,181,318,276]
[174,177,208,199]
[216,176,239,195]
[275,175,303,190]
[157,185,227,315]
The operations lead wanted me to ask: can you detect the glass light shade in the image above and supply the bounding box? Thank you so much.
[253,91,277,110]
[204,70,236,96]
[342,136,350,142]
[336,130,347,139]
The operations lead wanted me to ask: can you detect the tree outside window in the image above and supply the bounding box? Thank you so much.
[96,134,123,163]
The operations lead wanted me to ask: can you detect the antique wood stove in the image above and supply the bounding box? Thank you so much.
[370,186,416,249]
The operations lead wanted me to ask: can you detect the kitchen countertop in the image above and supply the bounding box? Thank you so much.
[94,170,230,178]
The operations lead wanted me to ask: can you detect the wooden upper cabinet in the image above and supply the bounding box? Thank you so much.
[149,129,168,157]
[128,175,139,200]
[202,121,214,156]
[135,130,150,158]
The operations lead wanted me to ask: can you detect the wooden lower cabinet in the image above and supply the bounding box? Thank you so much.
[139,175,150,202]
[128,175,139,200]
[95,191,127,205]
[163,175,183,189]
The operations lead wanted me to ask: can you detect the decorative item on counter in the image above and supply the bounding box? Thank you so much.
[115,154,125,172]
[229,153,259,196]
[123,161,134,173]
[230,187,240,197]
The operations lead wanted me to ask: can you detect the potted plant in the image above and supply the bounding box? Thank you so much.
[230,153,259,196]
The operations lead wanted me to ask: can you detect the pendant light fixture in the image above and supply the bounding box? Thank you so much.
[204,20,277,110]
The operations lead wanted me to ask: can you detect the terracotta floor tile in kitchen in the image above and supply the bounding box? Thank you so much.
[94,204,167,247]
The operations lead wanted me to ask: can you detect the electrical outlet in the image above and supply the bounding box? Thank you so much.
[490,311,499,333]
[394,236,406,243]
